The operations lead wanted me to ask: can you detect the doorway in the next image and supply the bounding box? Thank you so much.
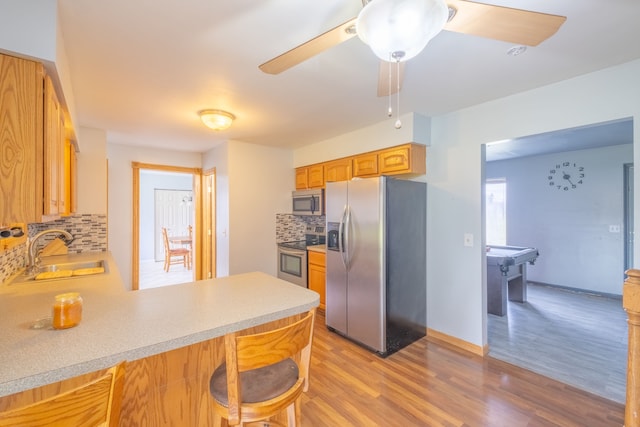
[482,120,632,403]
[131,162,204,290]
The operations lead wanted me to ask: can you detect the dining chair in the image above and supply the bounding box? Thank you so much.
[0,361,126,427]
[209,309,316,427]
[162,227,190,272]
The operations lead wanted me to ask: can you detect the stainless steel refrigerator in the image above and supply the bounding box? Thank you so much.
[325,176,426,356]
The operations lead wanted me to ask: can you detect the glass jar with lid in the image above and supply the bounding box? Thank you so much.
[52,292,83,329]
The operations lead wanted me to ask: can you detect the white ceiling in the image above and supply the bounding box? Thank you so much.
[57,0,640,154]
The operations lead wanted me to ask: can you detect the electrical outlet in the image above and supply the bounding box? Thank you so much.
[609,225,621,233]
[464,233,474,247]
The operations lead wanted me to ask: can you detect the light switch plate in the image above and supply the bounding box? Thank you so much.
[464,233,474,247]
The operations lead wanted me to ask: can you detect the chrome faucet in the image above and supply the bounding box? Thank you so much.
[27,229,74,274]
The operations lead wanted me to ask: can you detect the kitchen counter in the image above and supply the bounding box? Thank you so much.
[0,252,319,398]
[307,244,326,253]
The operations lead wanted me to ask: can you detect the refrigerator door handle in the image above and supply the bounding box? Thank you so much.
[343,205,351,270]
[338,204,348,269]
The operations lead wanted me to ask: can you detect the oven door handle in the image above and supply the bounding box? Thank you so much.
[279,248,305,256]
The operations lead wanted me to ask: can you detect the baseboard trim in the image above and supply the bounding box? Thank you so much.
[427,328,488,357]
[529,281,622,300]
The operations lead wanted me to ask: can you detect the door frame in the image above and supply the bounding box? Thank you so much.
[202,168,216,279]
[132,162,203,290]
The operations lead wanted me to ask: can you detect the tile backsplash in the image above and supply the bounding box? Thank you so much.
[276,214,325,243]
[0,214,107,284]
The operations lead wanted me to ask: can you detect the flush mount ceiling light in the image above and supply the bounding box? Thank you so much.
[198,109,235,131]
[356,0,449,63]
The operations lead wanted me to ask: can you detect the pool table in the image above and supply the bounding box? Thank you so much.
[486,245,539,316]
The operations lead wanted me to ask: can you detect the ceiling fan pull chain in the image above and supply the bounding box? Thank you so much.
[395,59,402,129]
[387,55,393,117]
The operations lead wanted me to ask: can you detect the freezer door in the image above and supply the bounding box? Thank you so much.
[325,181,348,334]
[345,177,385,353]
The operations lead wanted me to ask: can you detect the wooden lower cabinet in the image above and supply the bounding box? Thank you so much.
[308,250,326,311]
[0,314,305,426]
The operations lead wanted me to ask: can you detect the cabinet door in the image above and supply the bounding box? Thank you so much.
[353,153,379,177]
[307,164,324,188]
[308,251,326,310]
[379,143,426,175]
[43,75,61,216]
[0,54,44,224]
[64,140,77,215]
[295,167,308,190]
[325,158,352,183]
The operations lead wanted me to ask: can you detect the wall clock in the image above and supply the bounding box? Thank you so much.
[548,161,585,191]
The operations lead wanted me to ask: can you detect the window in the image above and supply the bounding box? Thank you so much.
[486,179,506,246]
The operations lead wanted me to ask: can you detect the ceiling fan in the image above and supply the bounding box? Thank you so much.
[259,0,566,97]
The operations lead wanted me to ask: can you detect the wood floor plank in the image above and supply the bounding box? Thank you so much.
[303,311,624,426]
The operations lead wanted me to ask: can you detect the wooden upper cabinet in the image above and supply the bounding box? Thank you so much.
[0,54,44,225]
[379,143,426,175]
[353,153,379,177]
[295,164,323,189]
[324,158,352,183]
[307,164,324,188]
[295,167,308,190]
[63,140,77,215]
[44,74,63,217]
[294,143,426,189]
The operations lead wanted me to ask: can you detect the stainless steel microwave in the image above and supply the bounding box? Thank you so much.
[292,189,324,216]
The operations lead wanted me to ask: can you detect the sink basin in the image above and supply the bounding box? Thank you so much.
[9,260,109,285]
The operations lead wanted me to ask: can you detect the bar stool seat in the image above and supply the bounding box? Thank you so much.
[210,359,298,406]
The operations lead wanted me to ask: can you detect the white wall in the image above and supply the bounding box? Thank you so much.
[76,127,108,215]
[0,0,56,63]
[487,144,632,295]
[107,144,202,290]
[426,59,640,349]
[203,141,293,277]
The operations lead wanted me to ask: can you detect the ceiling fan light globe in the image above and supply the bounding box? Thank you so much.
[356,0,448,61]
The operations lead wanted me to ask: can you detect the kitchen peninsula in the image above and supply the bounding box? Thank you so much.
[0,252,319,425]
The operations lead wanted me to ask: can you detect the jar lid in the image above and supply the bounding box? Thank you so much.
[55,292,81,301]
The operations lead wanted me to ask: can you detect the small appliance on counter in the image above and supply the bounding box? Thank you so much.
[277,225,325,287]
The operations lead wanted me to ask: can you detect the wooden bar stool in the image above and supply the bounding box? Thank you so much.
[209,309,316,427]
[0,361,126,427]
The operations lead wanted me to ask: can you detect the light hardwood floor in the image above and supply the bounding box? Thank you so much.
[303,311,624,426]
[138,260,193,289]
[488,282,627,404]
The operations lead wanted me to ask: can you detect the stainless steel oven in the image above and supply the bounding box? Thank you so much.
[277,244,308,287]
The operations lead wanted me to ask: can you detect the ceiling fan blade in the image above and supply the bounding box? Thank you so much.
[259,17,358,74]
[377,60,405,97]
[445,0,567,46]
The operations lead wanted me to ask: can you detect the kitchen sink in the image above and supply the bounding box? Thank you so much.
[8,260,109,285]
